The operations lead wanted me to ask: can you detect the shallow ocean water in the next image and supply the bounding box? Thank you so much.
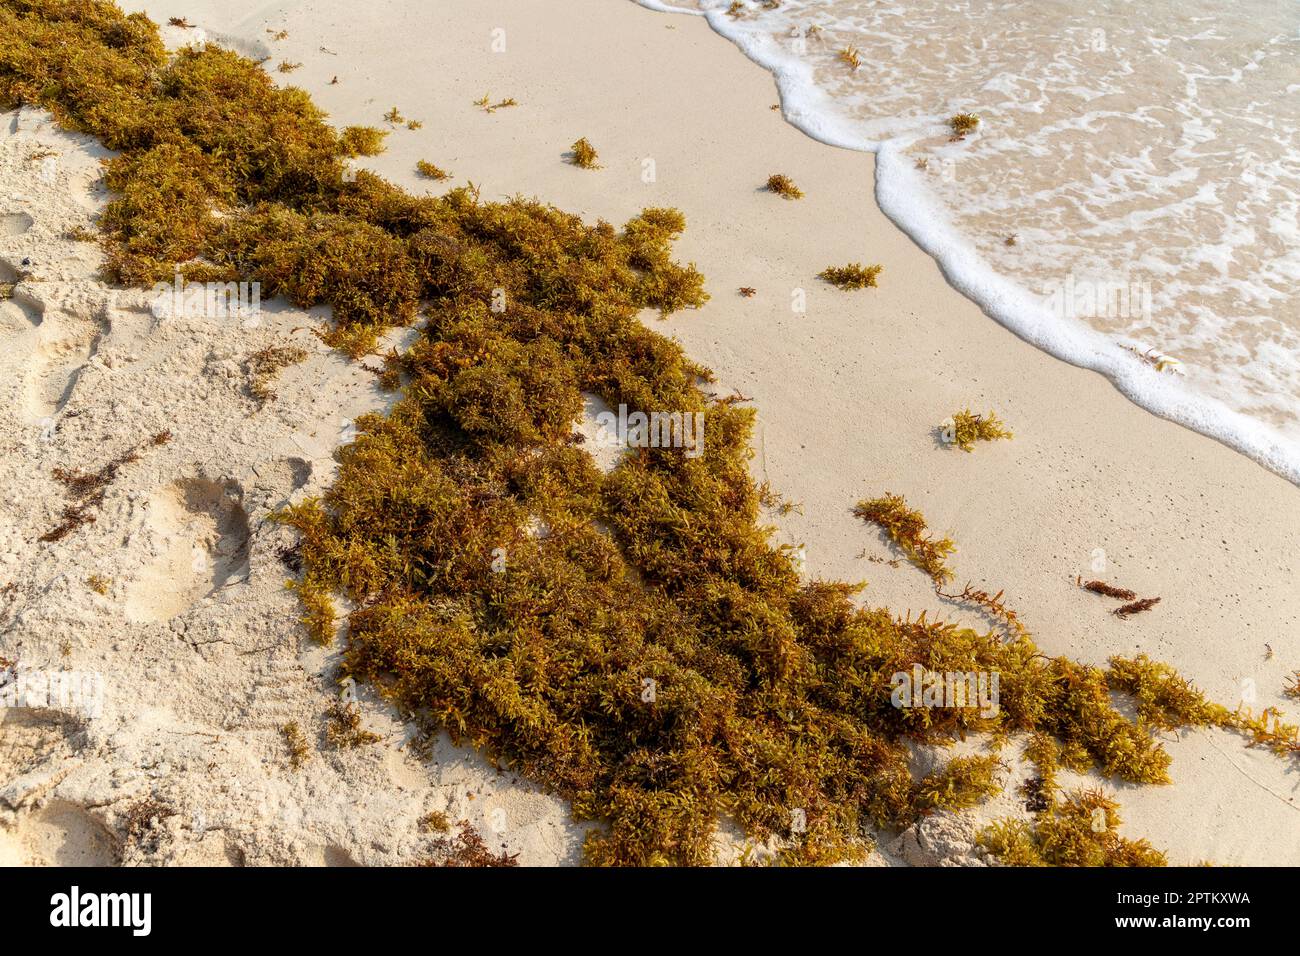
[635,0,1300,481]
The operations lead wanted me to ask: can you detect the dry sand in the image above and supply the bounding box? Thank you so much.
[1,0,1297,866]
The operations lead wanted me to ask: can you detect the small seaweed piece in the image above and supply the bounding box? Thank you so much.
[41,434,169,541]
[415,160,451,181]
[948,113,980,137]
[854,492,955,583]
[419,810,451,833]
[325,701,383,748]
[1113,596,1160,620]
[818,263,882,290]
[475,94,517,114]
[246,343,308,405]
[1233,707,1300,758]
[738,286,756,297]
[168,17,192,28]
[765,174,803,199]
[1078,577,1138,601]
[936,581,1027,639]
[276,61,301,73]
[1122,344,1181,374]
[756,480,802,516]
[121,798,175,854]
[422,822,519,867]
[1019,764,1050,816]
[1285,672,1300,701]
[87,574,110,595]
[569,137,600,169]
[51,453,135,498]
[282,721,310,768]
[40,505,97,543]
[839,46,861,69]
[383,106,406,124]
[278,542,303,572]
[267,28,289,40]
[946,408,1012,452]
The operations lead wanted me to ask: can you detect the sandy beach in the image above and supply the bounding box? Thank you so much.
[0,0,1297,868]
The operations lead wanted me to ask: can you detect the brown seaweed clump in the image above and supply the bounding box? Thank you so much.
[569,137,600,169]
[854,492,955,584]
[1113,597,1160,620]
[949,113,980,137]
[765,174,803,199]
[1079,578,1137,601]
[415,160,451,181]
[421,822,519,867]
[9,0,1293,868]
[282,722,310,768]
[981,788,1166,866]
[946,408,1012,452]
[818,262,882,289]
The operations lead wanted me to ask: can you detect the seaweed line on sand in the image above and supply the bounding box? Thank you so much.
[5,0,1294,866]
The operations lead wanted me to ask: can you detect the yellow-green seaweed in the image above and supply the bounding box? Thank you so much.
[946,408,1013,452]
[819,262,882,289]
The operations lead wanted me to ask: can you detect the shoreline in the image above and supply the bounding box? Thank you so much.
[636,0,1300,487]
[1,0,1296,865]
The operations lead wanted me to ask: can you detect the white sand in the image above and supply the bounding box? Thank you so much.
[0,105,584,867]
[1,0,1297,866]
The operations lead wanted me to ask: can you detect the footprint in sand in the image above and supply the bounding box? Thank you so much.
[124,478,252,624]
[21,312,100,425]
[0,800,117,866]
[0,289,38,335]
[0,211,33,235]
[0,276,102,425]
[0,709,80,782]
